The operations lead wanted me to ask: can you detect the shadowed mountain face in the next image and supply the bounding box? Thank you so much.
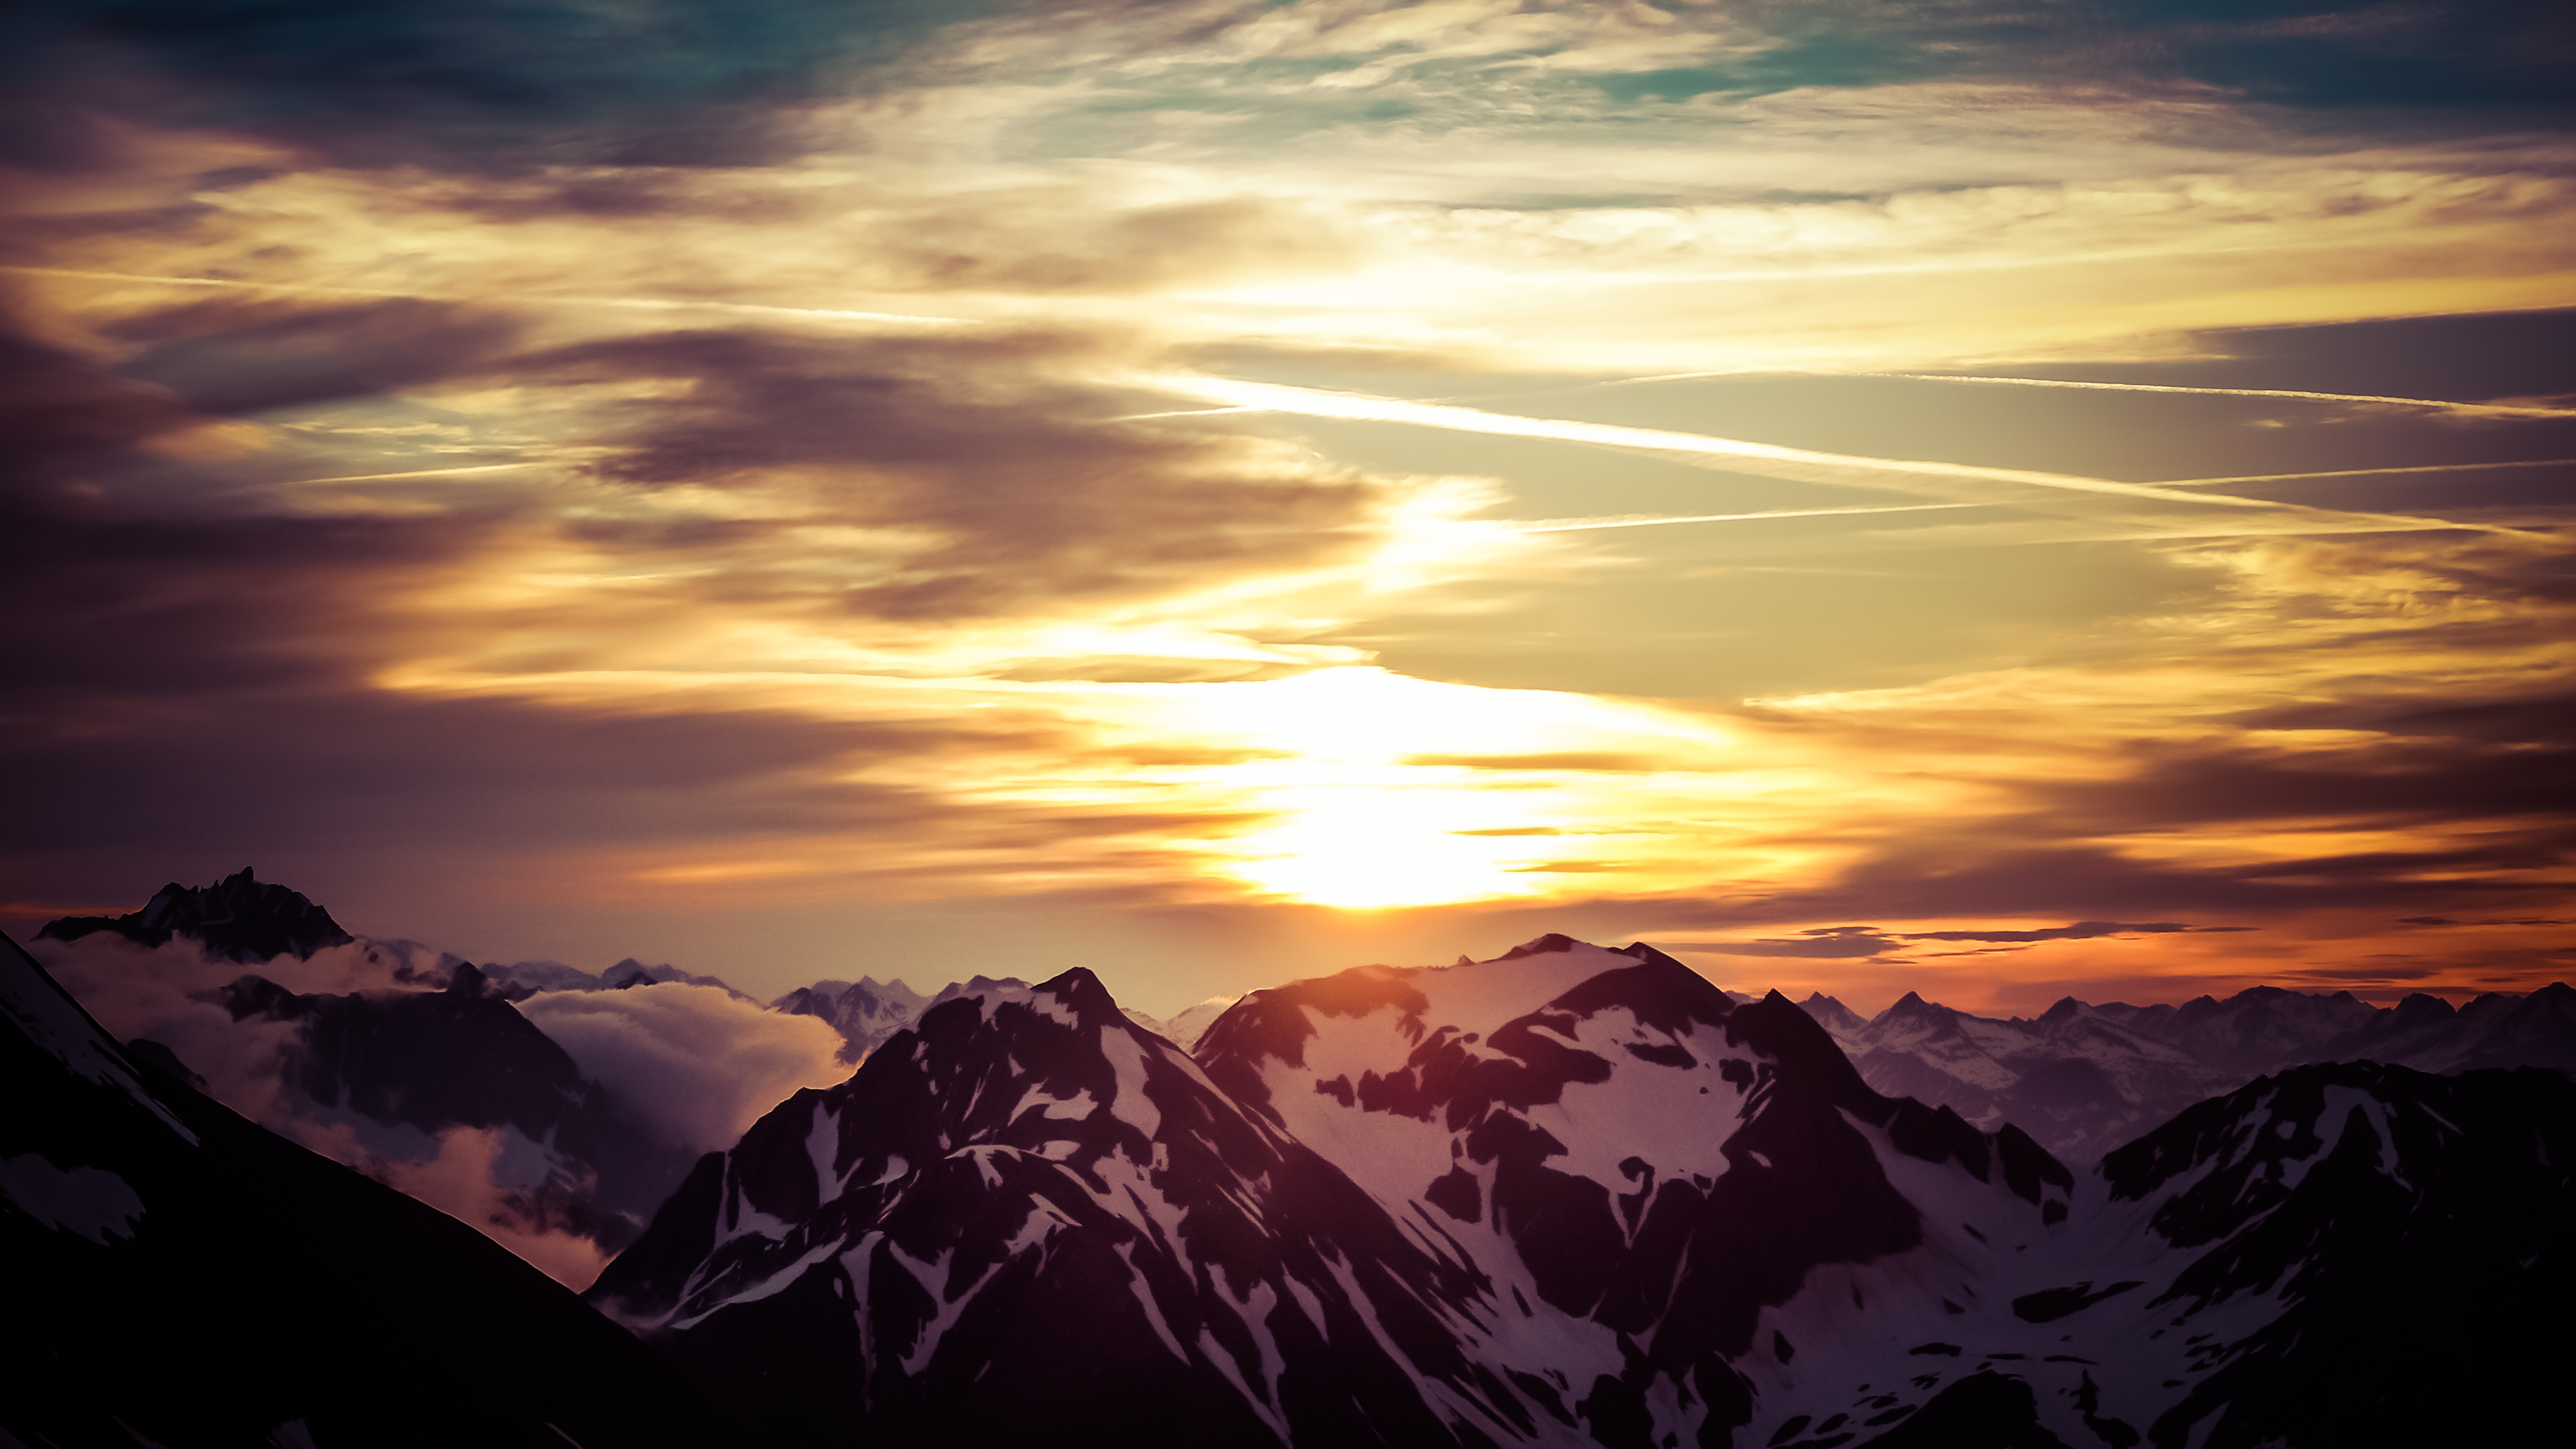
[2062,1060,2576,1449]
[1800,982,2576,1163]
[38,866,353,963]
[0,930,733,1448]
[206,961,700,1250]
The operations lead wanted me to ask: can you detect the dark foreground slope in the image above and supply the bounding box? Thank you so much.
[2088,1061,2576,1448]
[0,930,732,1449]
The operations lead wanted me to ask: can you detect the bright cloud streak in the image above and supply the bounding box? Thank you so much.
[1510,504,1975,534]
[1143,375,2529,539]
[2155,459,2576,488]
[1876,373,2576,419]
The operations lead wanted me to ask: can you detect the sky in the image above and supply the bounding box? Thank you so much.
[3,0,2571,1019]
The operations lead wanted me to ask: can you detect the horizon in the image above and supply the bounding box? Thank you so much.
[14,864,2567,1023]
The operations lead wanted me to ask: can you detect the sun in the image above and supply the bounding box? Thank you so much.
[1138,667,1731,909]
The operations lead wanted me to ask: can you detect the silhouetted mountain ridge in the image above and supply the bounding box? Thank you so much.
[38,866,352,962]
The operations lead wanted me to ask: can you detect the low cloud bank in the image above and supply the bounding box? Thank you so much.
[521,984,847,1154]
[31,930,845,1285]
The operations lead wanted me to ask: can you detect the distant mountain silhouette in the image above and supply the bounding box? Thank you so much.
[38,866,352,963]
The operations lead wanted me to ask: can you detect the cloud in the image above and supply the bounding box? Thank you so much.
[1900,921,2256,944]
[516,327,1393,621]
[1143,375,2514,544]
[36,932,416,1124]
[5,0,986,171]
[305,1120,610,1289]
[27,926,833,1283]
[1868,373,2576,421]
[518,984,846,1152]
[108,296,525,415]
[1676,932,1904,960]
[1674,921,2248,958]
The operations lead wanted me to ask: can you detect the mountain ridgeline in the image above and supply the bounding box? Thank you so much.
[588,937,2572,1448]
[12,875,2574,1446]
[1801,980,2576,1161]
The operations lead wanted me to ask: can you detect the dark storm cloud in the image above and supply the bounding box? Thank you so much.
[0,0,1010,171]
[2096,0,2575,114]
[1672,926,1902,959]
[1901,921,2254,943]
[0,299,513,691]
[1720,832,2576,926]
[519,327,1380,620]
[0,303,1100,909]
[1402,752,1666,773]
[1585,0,2575,117]
[1674,920,2251,957]
[5,691,963,853]
[873,196,1360,297]
[2031,715,2576,834]
[2245,687,2576,750]
[106,297,525,415]
[2020,308,2576,413]
[0,442,1018,893]
[0,320,200,460]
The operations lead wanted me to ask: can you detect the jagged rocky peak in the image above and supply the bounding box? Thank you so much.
[37,867,353,963]
[771,971,1017,1063]
[1796,991,1867,1036]
[2388,991,2458,1026]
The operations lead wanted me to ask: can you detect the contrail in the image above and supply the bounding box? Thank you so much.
[271,463,548,485]
[6,265,440,304]
[1509,503,1972,533]
[2,265,965,329]
[1144,376,2531,539]
[1877,373,2576,419]
[1584,369,2576,420]
[2155,458,2575,487]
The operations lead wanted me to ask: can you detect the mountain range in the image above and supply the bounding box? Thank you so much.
[1800,980,2576,1161]
[586,934,2573,1447]
[12,873,2574,1445]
